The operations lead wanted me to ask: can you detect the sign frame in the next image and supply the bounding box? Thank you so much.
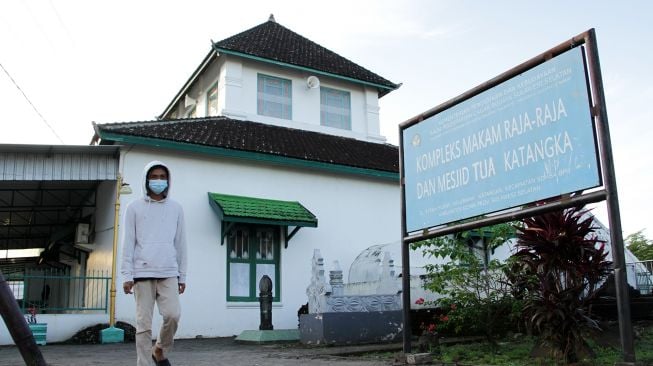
[402,46,601,232]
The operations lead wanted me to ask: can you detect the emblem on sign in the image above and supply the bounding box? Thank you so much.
[412,134,421,147]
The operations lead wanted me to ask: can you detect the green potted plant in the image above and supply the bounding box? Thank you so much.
[26,306,47,345]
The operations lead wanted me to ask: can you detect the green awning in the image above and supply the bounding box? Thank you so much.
[208,192,318,228]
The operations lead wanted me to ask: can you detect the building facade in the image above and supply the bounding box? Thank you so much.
[92,16,402,338]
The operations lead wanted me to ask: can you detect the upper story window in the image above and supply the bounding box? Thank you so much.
[206,82,219,116]
[257,74,292,120]
[321,87,351,130]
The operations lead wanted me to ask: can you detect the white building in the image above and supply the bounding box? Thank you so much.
[93,16,401,340]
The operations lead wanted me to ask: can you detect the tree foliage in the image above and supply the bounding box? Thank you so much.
[626,229,653,261]
[413,223,522,345]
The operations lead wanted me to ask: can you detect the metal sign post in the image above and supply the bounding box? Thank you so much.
[585,29,635,364]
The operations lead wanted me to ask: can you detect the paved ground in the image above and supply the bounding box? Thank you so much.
[0,338,402,366]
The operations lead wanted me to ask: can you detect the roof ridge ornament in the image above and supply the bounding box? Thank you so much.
[268,14,276,23]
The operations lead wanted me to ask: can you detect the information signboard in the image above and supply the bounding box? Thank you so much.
[402,47,600,232]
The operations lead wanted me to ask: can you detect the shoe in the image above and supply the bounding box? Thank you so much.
[152,354,172,366]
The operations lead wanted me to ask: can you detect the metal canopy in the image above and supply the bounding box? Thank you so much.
[207,192,318,248]
[0,145,120,251]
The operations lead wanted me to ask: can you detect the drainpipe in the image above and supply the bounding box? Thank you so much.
[0,270,47,365]
[109,174,122,327]
[101,174,130,343]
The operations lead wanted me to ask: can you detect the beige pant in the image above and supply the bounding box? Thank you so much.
[134,277,181,366]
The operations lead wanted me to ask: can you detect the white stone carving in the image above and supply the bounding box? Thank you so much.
[306,249,401,314]
[306,249,327,314]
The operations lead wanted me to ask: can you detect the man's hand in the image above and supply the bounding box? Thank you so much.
[123,281,134,294]
[178,283,186,294]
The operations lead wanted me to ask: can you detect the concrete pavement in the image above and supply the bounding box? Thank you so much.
[0,337,401,366]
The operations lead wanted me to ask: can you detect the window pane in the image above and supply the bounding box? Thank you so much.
[256,230,274,260]
[320,87,351,130]
[8,281,24,300]
[257,74,292,119]
[207,84,218,116]
[226,225,280,301]
[229,263,250,297]
[228,230,249,259]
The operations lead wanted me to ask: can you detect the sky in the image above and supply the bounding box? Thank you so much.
[1,0,651,240]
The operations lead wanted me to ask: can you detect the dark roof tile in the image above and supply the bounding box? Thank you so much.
[96,117,399,173]
[213,19,398,94]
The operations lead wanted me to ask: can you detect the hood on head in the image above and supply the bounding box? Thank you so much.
[141,160,171,200]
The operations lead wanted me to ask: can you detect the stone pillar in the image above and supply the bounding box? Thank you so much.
[329,261,344,296]
[259,275,273,330]
[378,252,400,294]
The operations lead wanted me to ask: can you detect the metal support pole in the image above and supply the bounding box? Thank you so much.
[0,270,47,366]
[400,238,412,353]
[399,128,413,354]
[109,174,122,327]
[101,174,126,343]
[585,29,636,364]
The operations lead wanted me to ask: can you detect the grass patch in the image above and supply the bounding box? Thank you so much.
[441,340,536,366]
[348,321,653,365]
[439,326,653,365]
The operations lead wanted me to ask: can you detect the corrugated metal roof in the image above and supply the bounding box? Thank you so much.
[0,145,120,181]
[0,144,121,251]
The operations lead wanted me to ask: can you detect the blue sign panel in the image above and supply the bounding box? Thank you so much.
[403,47,600,233]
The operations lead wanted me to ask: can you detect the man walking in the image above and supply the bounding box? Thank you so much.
[121,161,187,366]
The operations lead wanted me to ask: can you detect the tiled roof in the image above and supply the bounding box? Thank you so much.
[213,18,399,94]
[95,117,399,174]
[208,192,318,227]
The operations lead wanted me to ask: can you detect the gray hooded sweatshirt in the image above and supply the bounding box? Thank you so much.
[120,160,187,283]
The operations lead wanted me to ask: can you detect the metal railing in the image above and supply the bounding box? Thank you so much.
[628,260,653,295]
[5,269,110,314]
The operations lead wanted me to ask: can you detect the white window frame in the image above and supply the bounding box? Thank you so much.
[257,74,292,120]
[320,86,351,130]
[206,81,219,117]
[226,224,281,302]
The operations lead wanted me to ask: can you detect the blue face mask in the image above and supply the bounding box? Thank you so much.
[148,179,168,195]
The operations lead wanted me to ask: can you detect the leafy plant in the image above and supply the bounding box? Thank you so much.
[413,223,522,346]
[415,297,450,336]
[513,206,612,363]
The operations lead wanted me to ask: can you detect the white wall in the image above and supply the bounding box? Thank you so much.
[229,57,384,142]
[112,146,400,338]
[170,56,224,119]
[170,55,386,143]
[85,180,117,272]
[0,314,108,345]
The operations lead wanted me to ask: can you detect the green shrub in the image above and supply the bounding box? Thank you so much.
[414,223,523,344]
